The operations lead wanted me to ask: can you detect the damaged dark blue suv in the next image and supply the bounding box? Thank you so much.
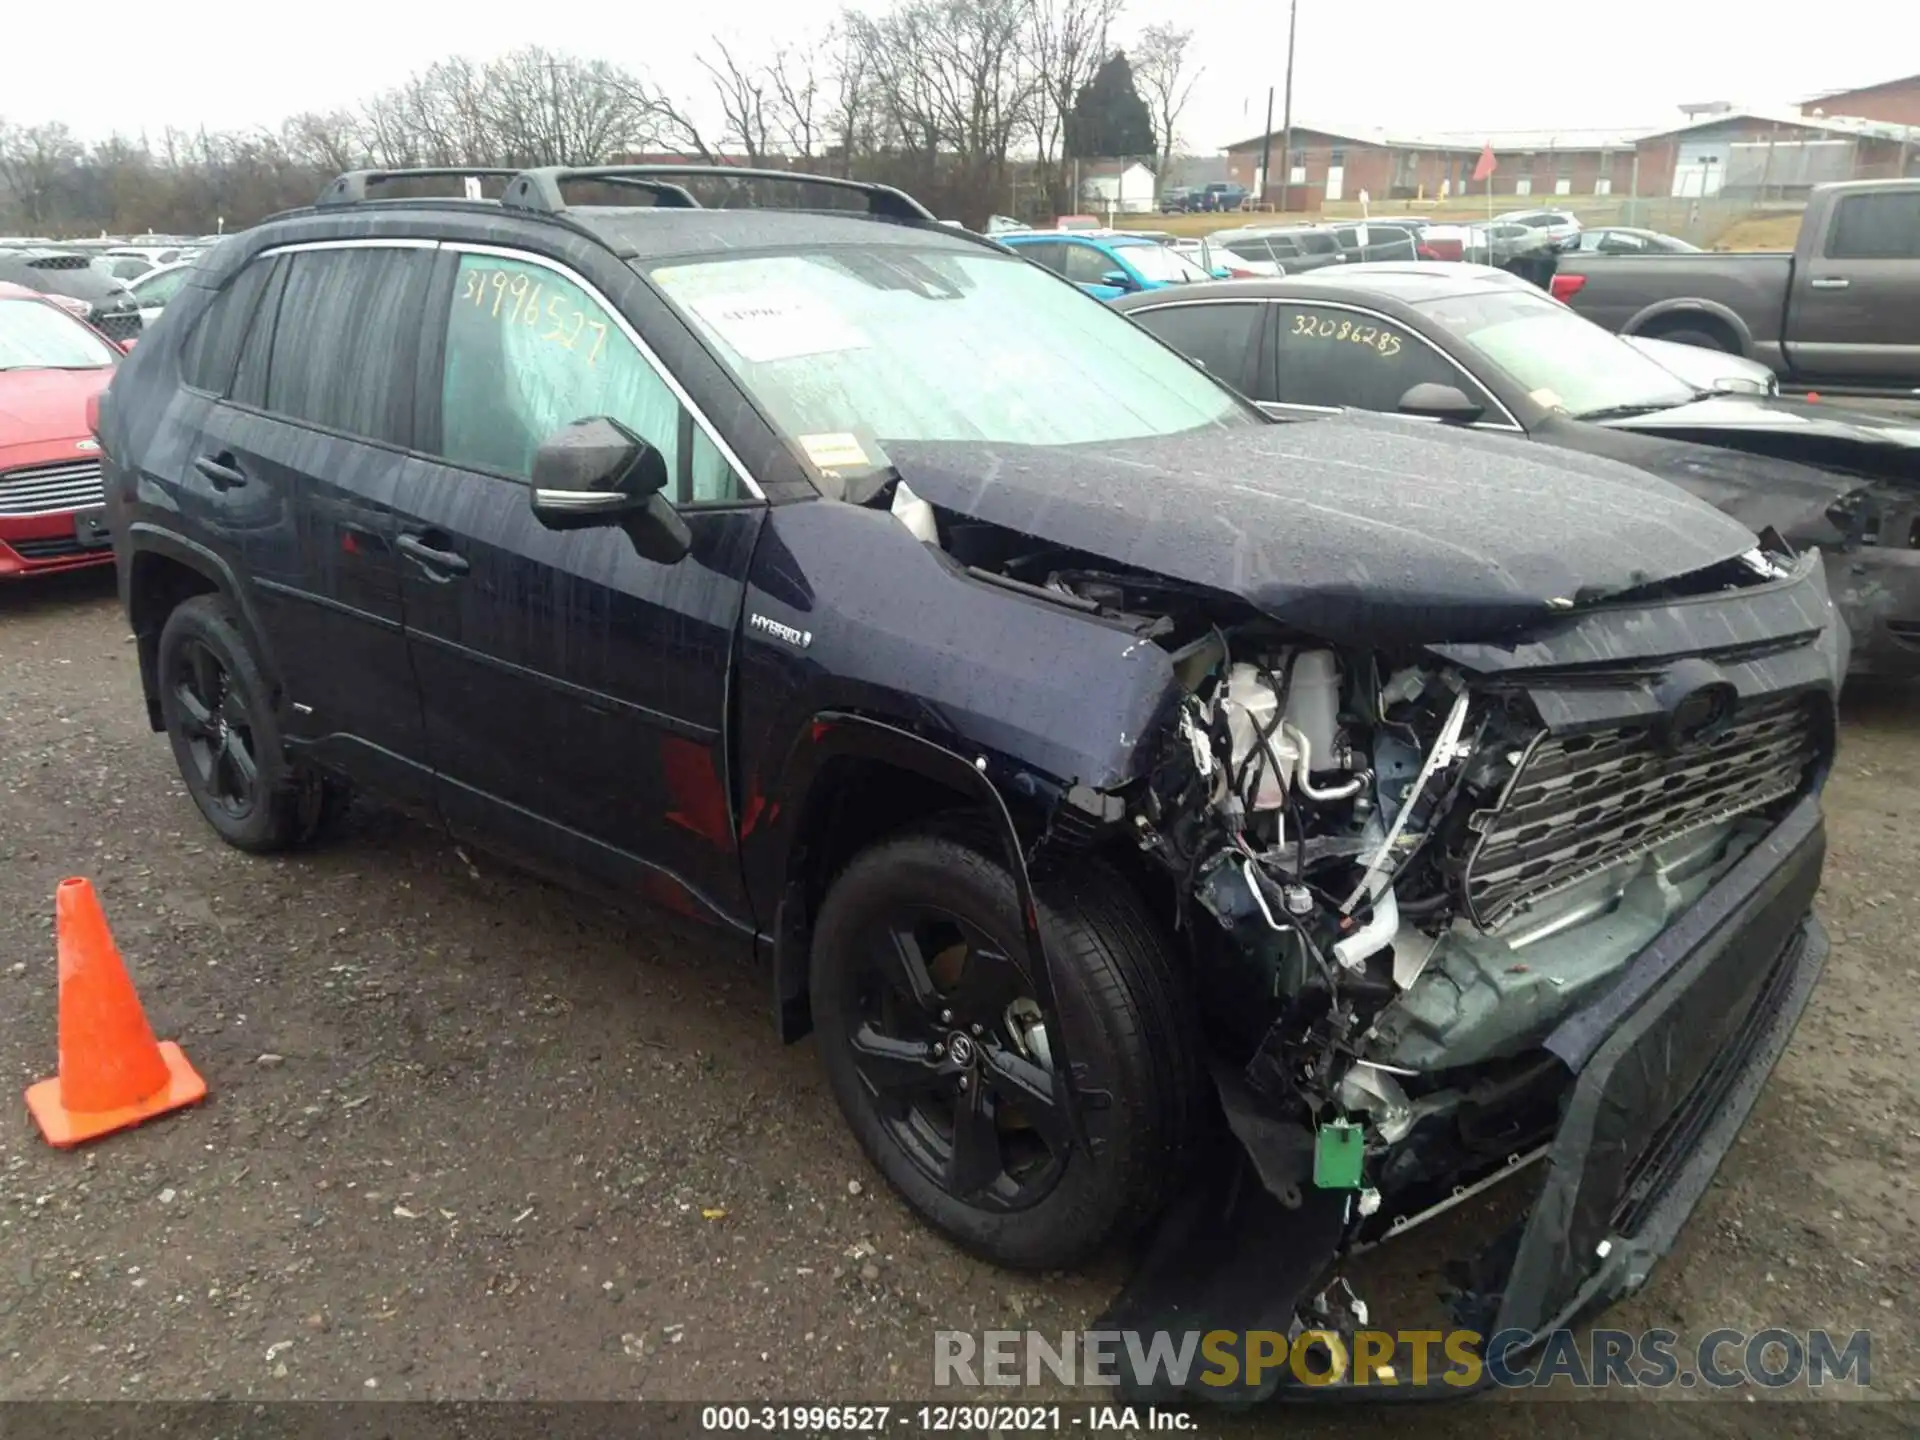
[99,166,1842,1400]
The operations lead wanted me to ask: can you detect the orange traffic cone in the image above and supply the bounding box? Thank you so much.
[24,877,206,1148]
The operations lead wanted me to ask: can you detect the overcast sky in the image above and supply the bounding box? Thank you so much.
[11,0,1916,151]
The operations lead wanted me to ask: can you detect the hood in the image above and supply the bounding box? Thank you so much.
[1534,413,1862,543]
[1600,393,1920,485]
[884,411,1761,645]
[0,367,112,458]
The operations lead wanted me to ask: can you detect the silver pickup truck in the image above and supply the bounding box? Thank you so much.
[1554,178,1920,393]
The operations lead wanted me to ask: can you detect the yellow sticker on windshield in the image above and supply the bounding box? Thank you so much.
[799,433,870,471]
[1529,387,1565,410]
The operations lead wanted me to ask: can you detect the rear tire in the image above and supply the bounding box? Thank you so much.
[810,829,1202,1270]
[156,595,331,854]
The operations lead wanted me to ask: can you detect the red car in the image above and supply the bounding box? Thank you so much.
[0,281,121,578]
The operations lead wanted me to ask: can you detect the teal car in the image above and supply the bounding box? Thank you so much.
[999,231,1219,299]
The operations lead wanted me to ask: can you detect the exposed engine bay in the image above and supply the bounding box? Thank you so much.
[1125,621,1813,1223]
[920,488,1820,1230]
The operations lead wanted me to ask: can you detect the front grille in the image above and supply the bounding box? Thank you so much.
[91,309,143,342]
[0,459,105,516]
[1610,926,1804,1233]
[8,534,88,560]
[1462,694,1819,930]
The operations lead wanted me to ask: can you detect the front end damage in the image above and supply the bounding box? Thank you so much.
[1014,540,1840,1402]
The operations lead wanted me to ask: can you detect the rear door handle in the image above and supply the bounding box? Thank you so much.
[1809,277,1851,290]
[193,453,248,489]
[396,532,470,579]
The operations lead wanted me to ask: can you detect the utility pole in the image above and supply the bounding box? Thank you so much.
[1258,88,1275,208]
[1279,0,1298,212]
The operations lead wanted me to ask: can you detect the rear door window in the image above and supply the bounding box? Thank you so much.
[1271,303,1472,412]
[1296,232,1340,256]
[431,251,745,505]
[262,247,434,446]
[181,258,276,395]
[1131,302,1265,395]
[1826,192,1920,259]
[1013,241,1069,275]
[228,257,289,409]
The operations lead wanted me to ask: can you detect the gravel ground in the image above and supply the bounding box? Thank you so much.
[1,568,1915,1432]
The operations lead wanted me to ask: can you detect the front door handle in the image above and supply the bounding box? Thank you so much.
[396,533,470,579]
[194,453,248,489]
[1808,277,1851,290]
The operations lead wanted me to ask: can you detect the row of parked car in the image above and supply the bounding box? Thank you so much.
[1003,210,1700,295]
[0,232,219,348]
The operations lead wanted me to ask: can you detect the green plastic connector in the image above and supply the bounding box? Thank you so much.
[1313,1120,1366,1189]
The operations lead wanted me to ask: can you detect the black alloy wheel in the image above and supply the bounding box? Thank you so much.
[156,594,335,853]
[168,636,260,821]
[810,830,1203,1270]
[845,905,1069,1211]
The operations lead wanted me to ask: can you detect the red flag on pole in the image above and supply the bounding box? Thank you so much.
[1472,143,1497,183]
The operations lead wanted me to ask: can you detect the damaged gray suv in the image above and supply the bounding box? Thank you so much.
[102,166,1841,1403]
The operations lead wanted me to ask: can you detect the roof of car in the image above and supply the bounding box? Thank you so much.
[248,167,1013,268]
[1110,262,1521,309]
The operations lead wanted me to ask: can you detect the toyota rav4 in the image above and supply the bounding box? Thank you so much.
[99,166,1841,1400]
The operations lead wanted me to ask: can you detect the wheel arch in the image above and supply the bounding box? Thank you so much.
[764,715,1059,1054]
[125,526,277,733]
[1622,298,1753,355]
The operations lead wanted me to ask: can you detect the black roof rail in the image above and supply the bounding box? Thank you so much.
[501,165,935,221]
[501,168,703,212]
[316,168,522,207]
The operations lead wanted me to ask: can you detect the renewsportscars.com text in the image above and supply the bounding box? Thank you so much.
[933,1327,1873,1391]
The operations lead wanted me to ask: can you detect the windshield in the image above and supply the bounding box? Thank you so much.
[0,297,118,370]
[650,246,1254,464]
[1115,242,1210,284]
[1417,289,1697,417]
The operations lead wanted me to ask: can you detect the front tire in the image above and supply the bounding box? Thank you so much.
[157,595,328,853]
[810,830,1202,1270]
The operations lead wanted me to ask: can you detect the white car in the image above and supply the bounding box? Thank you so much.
[97,244,191,282]
[1625,334,1779,397]
[126,260,196,326]
[1494,209,1583,244]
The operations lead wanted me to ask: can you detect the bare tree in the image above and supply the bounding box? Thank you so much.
[1131,23,1199,188]
[1025,0,1123,211]
[701,40,776,163]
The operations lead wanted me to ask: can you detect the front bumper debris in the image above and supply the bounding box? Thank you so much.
[1102,795,1829,1404]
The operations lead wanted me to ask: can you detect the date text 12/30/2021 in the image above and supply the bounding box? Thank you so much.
[700,1407,1196,1432]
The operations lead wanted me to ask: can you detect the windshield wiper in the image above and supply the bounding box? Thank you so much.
[1572,401,1683,421]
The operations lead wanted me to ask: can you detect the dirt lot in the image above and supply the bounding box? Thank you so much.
[2,570,1917,1430]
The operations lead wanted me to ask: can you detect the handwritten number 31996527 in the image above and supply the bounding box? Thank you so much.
[460,268,610,365]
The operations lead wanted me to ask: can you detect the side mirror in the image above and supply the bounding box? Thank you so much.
[1101,269,1138,291]
[529,416,692,563]
[1397,382,1485,425]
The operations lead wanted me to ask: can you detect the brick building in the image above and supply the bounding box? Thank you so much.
[1221,108,1917,210]
[1221,125,1638,208]
[1801,72,1920,127]
[1634,110,1920,197]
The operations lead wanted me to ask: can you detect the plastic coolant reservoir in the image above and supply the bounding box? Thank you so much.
[1225,664,1299,811]
[1285,649,1341,762]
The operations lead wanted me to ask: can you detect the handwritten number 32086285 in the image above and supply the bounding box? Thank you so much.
[461,268,610,365]
[1290,311,1401,357]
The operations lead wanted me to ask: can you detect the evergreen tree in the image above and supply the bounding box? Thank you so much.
[1065,51,1156,159]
